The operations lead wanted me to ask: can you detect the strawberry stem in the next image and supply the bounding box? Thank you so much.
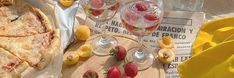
[109,48,116,56]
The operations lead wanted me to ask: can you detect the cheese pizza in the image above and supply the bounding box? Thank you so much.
[0,48,28,78]
[0,0,61,77]
[0,0,52,36]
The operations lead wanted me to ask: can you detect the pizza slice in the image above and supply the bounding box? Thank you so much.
[0,48,28,78]
[0,29,60,69]
[0,0,52,36]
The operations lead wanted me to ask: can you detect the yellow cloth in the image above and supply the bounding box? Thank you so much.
[178,16,234,78]
[178,40,234,78]
[192,16,234,55]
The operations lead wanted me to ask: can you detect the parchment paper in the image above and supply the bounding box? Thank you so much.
[20,0,79,78]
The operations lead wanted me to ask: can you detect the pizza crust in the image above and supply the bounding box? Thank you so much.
[0,0,61,76]
[14,0,53,32]
[34,29,60,69]
[0,0,53,36]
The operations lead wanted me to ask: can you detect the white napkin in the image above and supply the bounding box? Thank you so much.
[54,1,79,49]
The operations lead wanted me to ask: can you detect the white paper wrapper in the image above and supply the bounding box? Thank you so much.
[18,0,78,78]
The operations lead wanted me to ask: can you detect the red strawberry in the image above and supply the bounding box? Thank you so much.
[135,1,149,11]
[90,9,104,16]
[106,66,122,78]
[123,75,132,78]
[109,3,120,11]
[125,11,139,22]
[83,70,99,78]
[145,25,159,32]
[144,13,159,21]
[110,45,127,61]
[91,0,104,8]
[121,19,136,31]
[124,62,138,77]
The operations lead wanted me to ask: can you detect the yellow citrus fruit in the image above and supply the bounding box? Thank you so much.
[77,44,92,58]
[75,25,91,41]
[59,0,74,7]
[63,52,80,65]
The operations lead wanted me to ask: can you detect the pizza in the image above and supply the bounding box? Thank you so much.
[0,0,60,77]
[0,48,28,78]
[0,0,52,36]
[0,30,60,69]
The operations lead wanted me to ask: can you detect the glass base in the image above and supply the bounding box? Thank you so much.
[92,35,118,56]
[126,47,154,70]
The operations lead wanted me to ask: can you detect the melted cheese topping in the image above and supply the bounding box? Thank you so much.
[0,48,22,73]
[0,5,45,36]
[0,32,52,66]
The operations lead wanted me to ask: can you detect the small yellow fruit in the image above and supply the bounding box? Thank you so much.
[75,25,91,41]
[78,44,92,58]
[59,0,74,7]
[63,52,80,65]
[157,49,175,64]
[157,36,174,49]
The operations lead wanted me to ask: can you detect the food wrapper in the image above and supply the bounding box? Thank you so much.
[18,0,78,78]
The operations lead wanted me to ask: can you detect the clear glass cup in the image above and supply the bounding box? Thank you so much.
[120,0,164,70]
[80,0,120,56]
[171,0,204,11]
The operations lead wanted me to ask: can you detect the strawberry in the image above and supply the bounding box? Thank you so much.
[124,62,138,77]
[145,25,159,32]
[90,0,104,8]
[144,13,159,21]
[121,19,136,31]
[109,45,127,61]
[106,66,122,78]
[83,70,99,78]
[135,1,149,11]
[123,75,132,78]
[90,9,104,16]
[125,11,139,22]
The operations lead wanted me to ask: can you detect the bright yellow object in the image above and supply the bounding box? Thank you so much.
[178,40,234,78]
[59,0,74,7]
[193,16,234,55]
[75,25,91,41]
[77,43,92,58]
[212,27,234,43]
[157,36,174,49]
[63,52,80,65]
[178,16,234,78]
[157,49,175,64]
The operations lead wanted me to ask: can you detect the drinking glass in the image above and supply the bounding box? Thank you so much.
[171,0,204,11]
[80,0,120,56]
[120,0,163,70]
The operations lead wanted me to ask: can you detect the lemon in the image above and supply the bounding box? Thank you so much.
[63,52,79,65]
[59,0,74,7]
[78,44,92,58]
[75,25,91,41]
